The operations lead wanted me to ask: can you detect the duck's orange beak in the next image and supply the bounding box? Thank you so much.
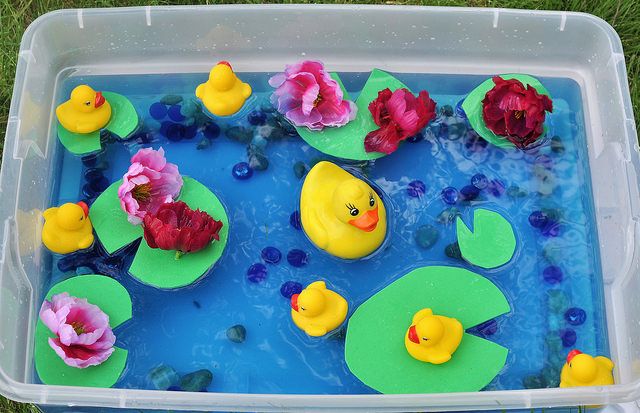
[567,349,582,364]
[291,294,299,312]
[76,201,89,218]
[349,206,379,232]
[94,92,105,108]
[408,325,420,344]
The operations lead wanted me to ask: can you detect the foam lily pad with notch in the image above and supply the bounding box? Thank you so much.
[89,177,229,289]
[456,208,516,269]
[296,69,410,161]
[57,92,139,156]
[345,266,510,394]
[34,275,132,388]
[461,74,552,149]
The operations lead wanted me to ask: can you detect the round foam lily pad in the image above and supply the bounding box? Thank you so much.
[296,69,409,161]
[461,74,551,149]
[345,266,510,394]
[128,177,229,289]
[456,208,516,269]
[34,274,132,388]
[57,92,139,156]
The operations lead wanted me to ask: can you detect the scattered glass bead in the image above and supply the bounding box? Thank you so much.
[203,122,221,140]
[441,187,459,205]
[445,242,462,259]
[407,180,426,197]
[84,168,104,182]
[196,138,211,150]
[179,369,213,392]
[226,126,253,143]
[293,161,308,179]
[248,152,269,171]
[165,123,186,142]
[564,307,586,326]
[550,136,565,154]
[547,289,570,314]
[507,185,528,198]
[437,207,460,224]
[528,211,549,228]
[280,281,303,299]
[81,155,98,167]
[89,176,110,193]
[460,185,480,201]
[471,173,488,190]
[406,131,425,143]
[247,110,267,126]
[181,100,199,117]
[261,246,282,264]
[543,265,563,284]
[542,221,561,237]
[160,94,183,105]
[545,333,563,354]
[246,263,267,283]
[289,211,302,230]
[232,162,253,180]
[414,225,439,249]
[82,184,97,200]
[455,99,466,118]
[487,179,506,197]
[560,328,577,347]
[440,105,454,117]
[475,318,498,336]
[167,105,185,122]
[287,249,308,267]
[464,133,488,151]
[149,102,167,120]
[251,135,268,150]
[226,325,246,343]
[183,124,198,140]
[148,364,180,390]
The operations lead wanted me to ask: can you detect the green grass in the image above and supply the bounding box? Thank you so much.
[0,0,637,411]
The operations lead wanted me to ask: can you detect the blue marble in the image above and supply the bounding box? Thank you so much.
[565,308,587,326]
[289,211,302,230]
[232,162,253,180]
[261,246,282,264]
[149,102,167,120]
[543,266,563,284]
[287,249,308,267]
[247,110,267,126]
[168,105,186,122]
[406,180,426,197]
[247,263,268,283]
[441,187,459,205]
[471,173,488,189]
[280,281,303,299]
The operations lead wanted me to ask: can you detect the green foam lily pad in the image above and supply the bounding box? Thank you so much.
[461,74,551,149]
[57,92,139,156]
[345,266,510,394]
[296,69,409,161]
[34,275,132,387]
[456,208,516,269]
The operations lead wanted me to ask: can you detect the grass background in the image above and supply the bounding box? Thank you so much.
[0,0,637,411]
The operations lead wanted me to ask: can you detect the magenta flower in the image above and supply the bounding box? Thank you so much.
[269,60,356,130]
[118,147,183,225]
[39,293,115,368]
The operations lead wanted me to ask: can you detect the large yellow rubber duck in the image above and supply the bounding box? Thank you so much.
[405,308,463,364]
[300,161,387,260]
[195,61,252,116]
[290,280,348,337]
[42,202,94,254]
[56,85,112,134]
[560,349,614,388]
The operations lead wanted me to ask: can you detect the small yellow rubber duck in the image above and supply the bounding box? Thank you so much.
[405,308,463,364]
[195,61,252,117]
[300,161,387,260]
[42,202,94,254]
[56,85,112,134]
[290,280,348,337]
[560,349,614,388]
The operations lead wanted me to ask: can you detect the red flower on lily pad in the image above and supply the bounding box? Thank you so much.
[364,88,436,155]
[143,201,223,255]
[482,76,553,148]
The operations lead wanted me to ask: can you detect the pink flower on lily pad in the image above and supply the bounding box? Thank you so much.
[269,60,356,130]
[39,292,115,368]
[118,147,183,225]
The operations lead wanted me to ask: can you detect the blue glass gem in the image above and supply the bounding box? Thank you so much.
[550,136,565,154]
[460,185,480,201]
[542,221,561,237]
[445,242,462,259]
[441,187,459,205]
[407,180,426,197]
[166,123,186,141]
[247,110,267,126]
[289,211,302,230]
[471,173,488,190]
[455,99,466,118]
[261,246,282,264]
[196,138,210,150]
[287,249,308,267]
[89,176,110,193]
[183,124,198,140]
[560,328,577,347]
[81,155,98,167]
[414,225,439,249]
[543,265,563,284]
[84,168,104,182]
[488,179,506,197]
[464,133,488,151]
[528,211,549,228]
[82,184,97,200]
[475,318,498,337]
[160,95,183,105]
[203,122,221,140]
[226,324,247,343]
[168,105,185,122]
[407,131,425,143]
[246,263,267,283]
[179,369,213,392]
[564,307,586,326]
[232,162,253,180]
[149,102,168,120]
[148,365,180,390]
[280,281,303,299]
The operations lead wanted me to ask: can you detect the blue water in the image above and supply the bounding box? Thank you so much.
[45,71,608,394]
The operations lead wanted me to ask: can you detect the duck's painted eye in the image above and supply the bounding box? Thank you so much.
[79,216,83,221]
[569,363,572,368]
[422,337,429,341]
[300,307,306,311]
[369,193,375,207]
[85,101,91,106]
[346,203,359,216]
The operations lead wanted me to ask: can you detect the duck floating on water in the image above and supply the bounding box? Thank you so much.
[56,85,112,134]
[560,349,614,388]
[195,61,252,117]
[300,161,387,260]
[42,202,94,254]
[290,280,348,337]
[405,308,463,364]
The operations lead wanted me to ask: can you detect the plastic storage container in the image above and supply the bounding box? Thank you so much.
[1,4,638,412]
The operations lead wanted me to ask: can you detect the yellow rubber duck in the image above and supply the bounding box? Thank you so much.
[290,280,348,337]
[195,61,252,116]
[56,85,112,134]
[405,308,463,364]
[560,349,614,388]
[42,202,94,254]
[300,161,387,260]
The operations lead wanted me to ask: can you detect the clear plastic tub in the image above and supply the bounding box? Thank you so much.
[0,4,638,412]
